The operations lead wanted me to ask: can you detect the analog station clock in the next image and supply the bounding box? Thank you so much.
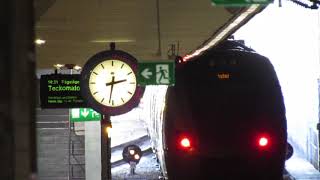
[81,50,144,115]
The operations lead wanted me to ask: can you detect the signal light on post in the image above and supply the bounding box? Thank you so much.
[134,154,140,160]
[129,149,135,155]
[122,145,142,175]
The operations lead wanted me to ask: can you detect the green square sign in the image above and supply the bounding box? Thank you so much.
[138,61,175,86]
[70,108,101,122]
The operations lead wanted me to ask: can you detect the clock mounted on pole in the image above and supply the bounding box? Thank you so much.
[80,44,145,180]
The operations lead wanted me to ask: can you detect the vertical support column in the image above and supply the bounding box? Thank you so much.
[101,116,112,180]
[85,121,102,180]
[0,1,13,179]
[0,0,36,179]
[317,12,320,170]
[318,79,320,169]
[68,113,72,180]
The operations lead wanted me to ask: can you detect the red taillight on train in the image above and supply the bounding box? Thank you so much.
[257,135,270,148]
[259,137,268,147]
[177,135,194,151]
[180,137,191,148]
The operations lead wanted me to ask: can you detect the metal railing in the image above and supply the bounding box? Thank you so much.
[68,121,85,179]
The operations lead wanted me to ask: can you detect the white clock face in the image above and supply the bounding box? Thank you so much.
[88,59,137,107]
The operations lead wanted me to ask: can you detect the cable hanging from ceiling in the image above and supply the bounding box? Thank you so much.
[156,0,162,57]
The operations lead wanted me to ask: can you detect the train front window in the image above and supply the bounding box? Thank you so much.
[181,56,281,123]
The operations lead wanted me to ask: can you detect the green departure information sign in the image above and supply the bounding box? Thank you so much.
[211,0,272,5]
[40,74,87,108]
[137,61,175,86]
[70,108,101,122]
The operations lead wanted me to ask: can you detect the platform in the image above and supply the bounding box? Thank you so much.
[286,150,320,180]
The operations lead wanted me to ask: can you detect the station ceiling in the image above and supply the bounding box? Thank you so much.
[35,0,266,69]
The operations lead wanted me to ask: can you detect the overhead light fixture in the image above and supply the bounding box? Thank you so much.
[183,5,261,61]
[54,64,64,69]
[73,65,82,71]
[90,39,135,43]
[53,64,82,71]
[35,39,46,45]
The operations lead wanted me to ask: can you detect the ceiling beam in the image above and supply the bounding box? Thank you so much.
[34,0,56,21]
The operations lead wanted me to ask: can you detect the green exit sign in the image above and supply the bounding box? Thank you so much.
[137,61,175,86]
[70,108,101,122]
[211,0,272,6]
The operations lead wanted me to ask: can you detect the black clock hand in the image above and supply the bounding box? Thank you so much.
[108,76,115,103]
[106,79,127,86]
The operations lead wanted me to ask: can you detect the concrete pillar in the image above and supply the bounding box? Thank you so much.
[0,1,13,178]
[85,122,102,180]
[0,0,36,179]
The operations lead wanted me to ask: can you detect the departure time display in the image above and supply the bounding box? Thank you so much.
[40,74,87,108]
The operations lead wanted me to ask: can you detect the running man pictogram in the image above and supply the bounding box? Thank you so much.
[156,65,170,84]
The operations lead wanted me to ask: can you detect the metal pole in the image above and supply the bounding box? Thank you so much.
[108,136,112,179]
[68,112,71,180]
[101,115,112,180]
[68,68,73,180]
[156,0,162,56]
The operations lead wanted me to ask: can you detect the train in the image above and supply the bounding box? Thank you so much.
[142,40,287,179]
